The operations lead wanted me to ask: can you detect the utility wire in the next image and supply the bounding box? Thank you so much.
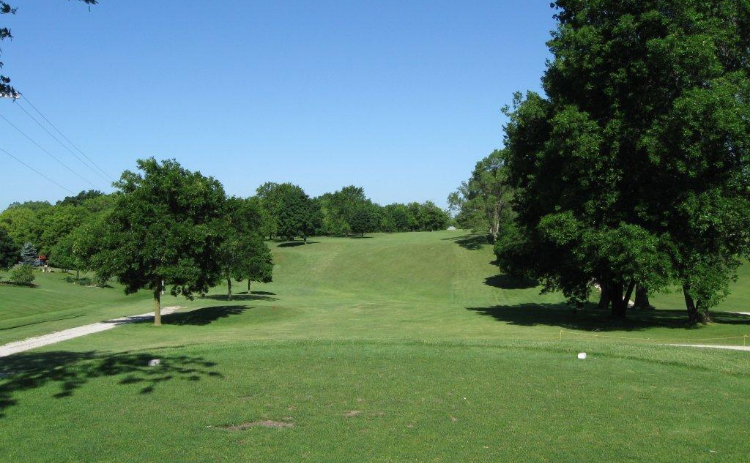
[19,94,114,182]
[0,146,75,194]
[0,113,98,189]
[14,100,111,184]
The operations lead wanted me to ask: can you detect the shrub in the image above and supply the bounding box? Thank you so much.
[10,265,35,286]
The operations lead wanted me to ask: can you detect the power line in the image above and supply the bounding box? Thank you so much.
[14,100,111,184]
[0,113,98,189]
[0,146,75,194]
[19,94,114,182]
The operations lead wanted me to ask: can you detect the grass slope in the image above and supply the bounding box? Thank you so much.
[0,231,749,462]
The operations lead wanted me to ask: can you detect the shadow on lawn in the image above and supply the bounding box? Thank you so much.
[202,293,278,302]
[467,303,750,332]
[0,351,222,418]
[277,241,319,248]
[442,234,489,251]
[484,274,539,290]
[162,305,251,326]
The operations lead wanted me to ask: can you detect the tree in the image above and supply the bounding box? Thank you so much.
[243,235,273,293]
[275,184,319,242]
[92,158,227,325]
[39,204,90,254]
[19,242,37,266]
[419,201,449,231]
[383,204,414,232]
[50,215,107,282]
[57,190,104,207]
[497,1,750,321]
[1,1,97,98]
[350,203,378,237]
[218,197,274,300]
[0,203,47,248]
[9,264,34,285]
[255,182,282,239]
[0,227,17,269]
[448,150,513,241]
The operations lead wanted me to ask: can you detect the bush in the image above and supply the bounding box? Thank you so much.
[10,265,35,286]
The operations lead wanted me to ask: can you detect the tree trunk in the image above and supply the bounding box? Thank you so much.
[634,285,654,310]
[227,277,232,301]
[153,285,162,326]
[683,286,711,324]
[76,269,80,282]
[609,281,633,318]
[597,281,610,311]
[247,280,251,293]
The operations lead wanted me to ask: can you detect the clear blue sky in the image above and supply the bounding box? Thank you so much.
[0,0,555,210]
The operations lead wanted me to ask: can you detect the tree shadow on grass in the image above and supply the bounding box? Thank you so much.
[202,294,278,302]
[442,234,489,251]
[0,351,222,418]
[277,241,319,248]
[162,305,251,326]
[467,303,750,332]
[484,274,539,290]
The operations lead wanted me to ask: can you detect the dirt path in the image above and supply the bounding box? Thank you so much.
[0,307,180,358]
[670,344,750,352]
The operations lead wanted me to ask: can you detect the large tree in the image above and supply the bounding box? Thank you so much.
[497,0,750,321]
[93,159,227,325]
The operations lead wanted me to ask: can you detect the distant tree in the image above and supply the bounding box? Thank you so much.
[243,235,273,293]
[57,190,104,207]
[383,204,413,232]
[50,215,107,282]
[275,184,319,242]
[9,264,34,285]
[1,1,97,97]
[0,227,17,269]
[39,204,90,254]
[92,158,226,325]
[0,203,47,247]
[255,182,282,239]
[19,242,37,266]
[448,150,512,241]
[419,201,449,231]
[218,197,274,300]
[350,203,378,237]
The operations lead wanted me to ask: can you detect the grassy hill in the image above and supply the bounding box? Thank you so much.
[0,230,749,462]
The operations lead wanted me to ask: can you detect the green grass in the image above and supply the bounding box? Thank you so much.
[0,271,152,344]
[1,230,749,462]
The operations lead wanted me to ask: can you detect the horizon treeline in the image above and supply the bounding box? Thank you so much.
[0,174,451,266]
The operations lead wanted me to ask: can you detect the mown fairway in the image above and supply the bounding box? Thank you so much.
[1,230,749,462]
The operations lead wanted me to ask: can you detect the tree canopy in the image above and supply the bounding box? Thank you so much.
[495,0,750,322]
[93,158,227,325]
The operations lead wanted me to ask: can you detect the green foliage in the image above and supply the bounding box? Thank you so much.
[9,264,34,286]
[93,158,227,300]
[497,0,750,321]
[0,227,17,269]
[217,197,274,297]
[19,242,37,266]
[449,149,513,240]
[57,190,104,207]
[350,203,379,237]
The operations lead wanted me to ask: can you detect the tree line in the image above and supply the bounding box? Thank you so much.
[0,159,450,323]
[453,0,750,324]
